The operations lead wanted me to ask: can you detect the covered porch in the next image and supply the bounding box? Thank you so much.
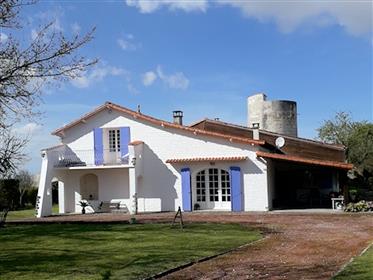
[257,151,353,210]
[51,168,132,214]
[36,141,144,217]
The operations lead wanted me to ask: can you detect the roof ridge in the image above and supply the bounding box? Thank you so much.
[51,102,265,147]
[199,118,345,150]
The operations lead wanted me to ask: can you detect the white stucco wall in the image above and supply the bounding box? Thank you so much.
[61,168,130,213]
[42,108,269,214]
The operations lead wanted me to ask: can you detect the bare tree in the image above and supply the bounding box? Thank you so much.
[0,0,97,177]
[0,130,28,178]
[0,0,97,127]
[15,169,34,206]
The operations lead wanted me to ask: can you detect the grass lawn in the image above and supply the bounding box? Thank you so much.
[0,223,261,280]
[333,245,373,280]
[7,205,59,220]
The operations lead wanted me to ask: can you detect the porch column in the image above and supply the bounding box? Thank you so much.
[58,181,65,214]
[36,150,54,217]
[129,167,137,214]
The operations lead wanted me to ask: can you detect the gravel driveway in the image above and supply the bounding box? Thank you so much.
[9,211,373,279]
[156,212,373,280]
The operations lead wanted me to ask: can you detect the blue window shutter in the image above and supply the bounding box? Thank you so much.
[93,128,103,165]
[181,168,192,212]
[120,127,131,158]
[230,166,242,212]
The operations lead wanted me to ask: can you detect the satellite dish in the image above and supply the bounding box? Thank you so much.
[275,137,285,149]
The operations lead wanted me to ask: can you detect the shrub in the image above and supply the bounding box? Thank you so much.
[0,179,20,210]
[24,188,38,207]
[344,200,373,212]
[100,270,111,280]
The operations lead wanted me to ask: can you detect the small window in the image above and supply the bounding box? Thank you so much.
[109,129,121,152]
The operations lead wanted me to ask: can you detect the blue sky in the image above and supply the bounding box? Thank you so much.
[3,0,372,174]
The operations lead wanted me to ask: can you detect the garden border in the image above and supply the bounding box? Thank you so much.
[331,241,373,279]
[143,235,269,280]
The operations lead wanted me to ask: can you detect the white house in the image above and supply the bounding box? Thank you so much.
[36,95,352,217]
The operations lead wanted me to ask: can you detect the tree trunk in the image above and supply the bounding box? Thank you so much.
[19,190,25,208]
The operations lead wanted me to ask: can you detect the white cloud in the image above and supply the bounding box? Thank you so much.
[126,0,372,38]
[52,17,64,32]
[117,34,141,51]
[141,66,189,90]
[216,0,372,37]
[13,123,43,135]
[126,0,208,13]
[71,64,129,88]
[0,32,8,43]
[142,71,157,86]
[156,65,190,90]
[36,8,64,31]
[71,22,81,34]
[30,29,38,40]
[127,83,140,95]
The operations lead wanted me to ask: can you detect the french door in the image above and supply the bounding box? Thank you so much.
[195,168,231,210]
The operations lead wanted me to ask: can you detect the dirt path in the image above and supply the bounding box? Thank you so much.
[153,212,373,280]
[10,211,373,279]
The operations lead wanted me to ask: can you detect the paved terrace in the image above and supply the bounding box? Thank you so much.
[7,211,373,280]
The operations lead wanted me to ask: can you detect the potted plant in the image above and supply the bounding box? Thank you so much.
[78,201,90,214]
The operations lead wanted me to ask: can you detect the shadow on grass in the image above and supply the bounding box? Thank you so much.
[0,223,261,280]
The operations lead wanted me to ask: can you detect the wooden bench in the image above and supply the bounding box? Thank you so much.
[97,202,128,213]
[0,209,9,228]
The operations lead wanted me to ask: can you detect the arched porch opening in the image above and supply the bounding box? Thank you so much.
[51,177,65,214]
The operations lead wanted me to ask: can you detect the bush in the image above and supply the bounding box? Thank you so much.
[344,200,373,212]
[0,179,20,210]
[24,188,38,207]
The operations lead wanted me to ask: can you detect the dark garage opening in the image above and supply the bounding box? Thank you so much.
[271,161,341,209]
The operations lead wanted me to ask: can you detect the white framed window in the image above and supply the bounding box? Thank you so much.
[195,168,231,203]
[196,170,206,202]
[221,169,231,202]
[108,129,121,152]
[208,168,219,202]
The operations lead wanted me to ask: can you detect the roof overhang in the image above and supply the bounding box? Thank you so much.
[192,118,346,151]
[166,156,248,164]
[51,102,265,147]
[256,151,353,170]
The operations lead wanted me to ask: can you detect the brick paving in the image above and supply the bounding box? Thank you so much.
[7,211,373,279]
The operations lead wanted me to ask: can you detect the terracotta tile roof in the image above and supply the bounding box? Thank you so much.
[256,151,353,170]
[166,156,248,163]
[52,102,265,147]
[129,140,144,146]
[191,118,345,150]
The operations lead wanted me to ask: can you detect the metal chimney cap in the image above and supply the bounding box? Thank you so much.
[173,110,183,117]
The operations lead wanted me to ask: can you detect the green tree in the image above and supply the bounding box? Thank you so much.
[15,170,35,207]
[317,112,373,189]
[347,124,373,179]
[317,112,366,146]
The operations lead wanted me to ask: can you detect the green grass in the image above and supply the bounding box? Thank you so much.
[0,223,261,280]
[7,205,59,220]
[334,244,373,280]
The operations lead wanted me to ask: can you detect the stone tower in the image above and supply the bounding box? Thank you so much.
[247,93,298,137]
